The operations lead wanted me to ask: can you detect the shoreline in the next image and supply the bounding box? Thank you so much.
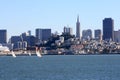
[0,52,120,57]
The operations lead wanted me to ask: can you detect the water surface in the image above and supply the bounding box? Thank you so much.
[0,55,120,80]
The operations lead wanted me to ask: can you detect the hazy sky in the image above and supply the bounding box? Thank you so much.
[0,0,120,39]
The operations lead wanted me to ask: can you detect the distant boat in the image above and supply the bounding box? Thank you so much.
[36,47,42,57]
[36,51,42,57]
[11,51,16,58]
[28,51,31,56]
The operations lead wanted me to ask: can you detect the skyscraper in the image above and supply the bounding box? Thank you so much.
[114,30,120,42]
[36,29,51,42]
[63,26,73,35]
[0,29,7,44]
[94,29,102,41]
[11,36,21,49]
[82,29,92,40]
[103,18,114,41]
[28,30,31,36]
[76,16,80,39]
[11,35,36,49]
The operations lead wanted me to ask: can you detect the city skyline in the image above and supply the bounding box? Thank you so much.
[0,0,120,39]
[0,16,120,42]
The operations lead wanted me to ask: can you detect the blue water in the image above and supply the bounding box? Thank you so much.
[0,55,120,80]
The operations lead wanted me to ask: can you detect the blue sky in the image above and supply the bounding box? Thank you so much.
[0,0,120,39]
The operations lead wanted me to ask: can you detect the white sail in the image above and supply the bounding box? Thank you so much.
[28,51,31,56]
[36,51,42,57]
[11,51,16,58]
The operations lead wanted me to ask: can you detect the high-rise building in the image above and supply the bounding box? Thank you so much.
[76,16,80,39]
[36,29,51,42]
[94,29,102,40]
[28,30,31,36]
[82,29,92,40]
[11,35,36,49]
[63,26,73,35]
[21,32,36,47]
[21,31,31,37]
[11,36,22,49]
[114,30,120,42]
[25,36,36,47]
[0,29,7,44]
[103,18,114,41]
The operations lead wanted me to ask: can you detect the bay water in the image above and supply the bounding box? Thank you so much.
[0,55,120,80]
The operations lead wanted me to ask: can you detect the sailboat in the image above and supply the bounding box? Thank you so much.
[36,47,42,57]
[11,51,16,58]
[28,51,31,56]
[36,50,42,57]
